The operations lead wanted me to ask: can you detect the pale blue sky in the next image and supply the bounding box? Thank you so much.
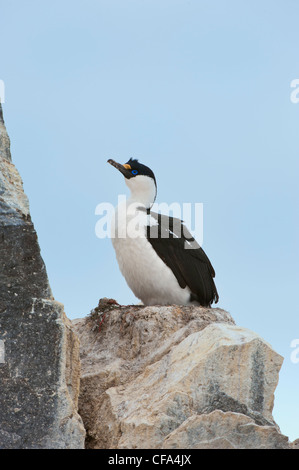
[1,0,298,441]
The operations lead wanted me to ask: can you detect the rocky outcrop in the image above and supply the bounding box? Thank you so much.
[0,104,85,448]
[162,411,290,449]
[73,300,293,449]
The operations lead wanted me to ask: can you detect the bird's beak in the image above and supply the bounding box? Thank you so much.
[107,159,132,178]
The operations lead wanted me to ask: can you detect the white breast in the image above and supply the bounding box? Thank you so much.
[111,201,191,305]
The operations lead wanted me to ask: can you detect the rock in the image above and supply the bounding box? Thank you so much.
[0,105,11,162]
[0,109,29,221]
[73,301,291,449]
[0,104,85,448]
[74,303,234,448]
[162,410,290,449]
[291,439,299,449]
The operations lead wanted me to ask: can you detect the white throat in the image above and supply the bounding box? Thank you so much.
[125,175,157,209]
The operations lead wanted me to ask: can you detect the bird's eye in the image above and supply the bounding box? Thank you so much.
[131,169,138,175]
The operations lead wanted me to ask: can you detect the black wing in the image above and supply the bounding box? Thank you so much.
[147,211,219,307]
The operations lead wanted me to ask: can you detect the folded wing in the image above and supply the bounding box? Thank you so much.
[147,212,219,307]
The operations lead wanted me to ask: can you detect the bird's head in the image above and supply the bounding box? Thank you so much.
[108,158,157,208]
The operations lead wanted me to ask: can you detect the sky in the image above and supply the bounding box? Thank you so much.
[1,0,298,442]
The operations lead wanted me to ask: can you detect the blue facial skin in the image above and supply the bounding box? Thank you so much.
[131,169,138,175]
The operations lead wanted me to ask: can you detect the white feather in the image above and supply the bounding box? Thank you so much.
[111,175,191,305]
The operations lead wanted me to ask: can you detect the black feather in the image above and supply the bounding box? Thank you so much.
[146,211,219,307]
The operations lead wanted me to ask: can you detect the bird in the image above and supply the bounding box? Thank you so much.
[107,158,219,307]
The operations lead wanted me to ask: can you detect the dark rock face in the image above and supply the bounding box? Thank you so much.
[0,104,85,448]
